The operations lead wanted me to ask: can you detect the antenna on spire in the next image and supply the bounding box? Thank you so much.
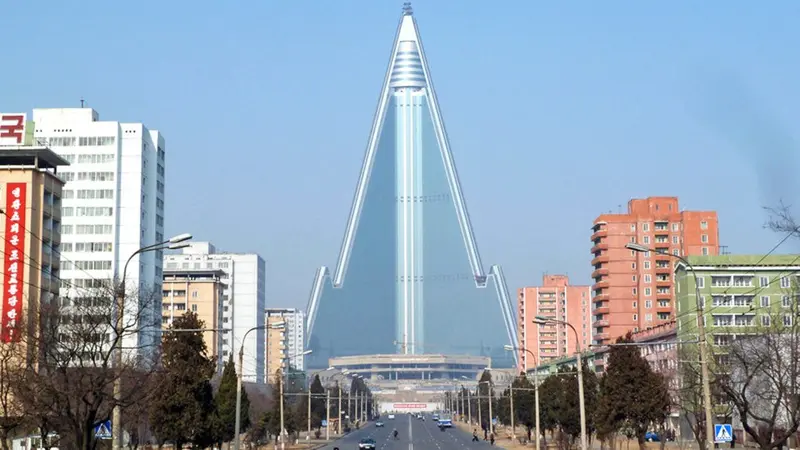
[80,97,85,108]
[402,2,413,15]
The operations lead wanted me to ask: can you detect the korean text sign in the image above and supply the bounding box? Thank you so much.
[3,183,27,342]
[0,113,27,146]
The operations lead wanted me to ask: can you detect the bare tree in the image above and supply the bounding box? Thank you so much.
[0,320,29,450]
[716,310,800,450]
[13,283,161,450]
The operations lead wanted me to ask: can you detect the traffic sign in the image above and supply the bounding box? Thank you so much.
[714,424,733,443]
[94,420,112,440]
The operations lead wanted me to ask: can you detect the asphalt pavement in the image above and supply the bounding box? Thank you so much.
[316,414,504,450]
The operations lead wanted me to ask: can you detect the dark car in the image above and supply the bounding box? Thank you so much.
[359,438,377,450]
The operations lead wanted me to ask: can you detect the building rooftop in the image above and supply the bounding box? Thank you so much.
[683,254,800,268]
[0,146,70,170]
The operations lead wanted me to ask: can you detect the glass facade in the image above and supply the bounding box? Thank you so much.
[305,11,515,369]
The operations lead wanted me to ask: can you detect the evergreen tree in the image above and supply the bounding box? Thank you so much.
[596,332,670,450]
[149,312,217,448]
[309,375,325,429]
[215,355,250,443]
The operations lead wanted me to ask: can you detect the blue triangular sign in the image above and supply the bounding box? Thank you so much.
[95,421,112,439]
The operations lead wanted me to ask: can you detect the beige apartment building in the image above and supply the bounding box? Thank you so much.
[0,145,67,350]
[162,269,225,370]
[265,313,288,383]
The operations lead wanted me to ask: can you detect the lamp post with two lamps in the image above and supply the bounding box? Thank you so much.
[625,242,715,450]
[112,233,193,450]
[533,315,587,450]
[504,345,541,450]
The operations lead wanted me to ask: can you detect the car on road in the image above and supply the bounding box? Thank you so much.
[358,438,377,449]
[375,421,384,427]
[387,414,395,419]
[438,419,453,428]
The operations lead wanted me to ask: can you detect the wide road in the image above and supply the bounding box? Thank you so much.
[317,414,503,450]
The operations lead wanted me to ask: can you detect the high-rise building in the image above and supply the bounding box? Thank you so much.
[305,5,517,368]
[32,108,166,356]
[265,308,305,379]
[162,268,226,372]
[0,116,68,346]
[163,242,266,383]
[517,275,591,370]
[591,197,719,345]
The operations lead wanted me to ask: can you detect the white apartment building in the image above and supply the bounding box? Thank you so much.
[32,108,165,356]
[164,242,266,383]
[266,308,306,372]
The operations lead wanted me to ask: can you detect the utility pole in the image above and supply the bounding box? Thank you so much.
[306,384,312,439]
[337,382,342,435]
[325,390,331,440]
[509,380,515,439]
[279,369,286,450]
[488,382,494,434]
[467,390,472,424]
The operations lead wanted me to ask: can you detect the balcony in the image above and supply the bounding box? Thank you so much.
[591,267,609,279]
[593,279,610,290]
[655,265,671,274]
[590,227,608,240]
[593,292,609,302]
[656,277,671,286]
[592,319,609,328]
[590,241,609,254]
[593,304,610,315]
[591,253,610,266]
[594,332,610,342]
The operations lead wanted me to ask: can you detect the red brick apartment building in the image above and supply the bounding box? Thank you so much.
[591,197,719,345]
[517,275,591,371]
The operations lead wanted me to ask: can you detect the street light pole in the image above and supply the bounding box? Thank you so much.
[467,388,472,424]
[626,243,715,450]
[112,233,192,450]
[534,316,586,450]
[509,378,515,439]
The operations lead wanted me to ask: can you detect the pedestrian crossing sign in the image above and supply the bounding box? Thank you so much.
[714,424,733,443]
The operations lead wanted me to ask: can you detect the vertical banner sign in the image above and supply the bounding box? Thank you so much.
[2,183,27,342]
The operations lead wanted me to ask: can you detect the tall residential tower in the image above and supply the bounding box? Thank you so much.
[591,197,719,345]
[305,5,517,368]
[32,108,166,356]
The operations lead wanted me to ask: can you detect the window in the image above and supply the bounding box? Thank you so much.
[762,315,771,326]
[672,223,679,232]
[77,171,115,182]
[701,247,709,256]
[784,315,793,327]
[76,189,114,200]
[633,288,637,295]
[644,274,652,283]
[632,301,638,308]
[700,221,708,230]
[644,261,651,270]
[62,260,112,271]
[645,314,652,322]
[632,275,637,282]
[645,288,652,296]
[701,234,708,243]
[192,291,198,298]
[781,276,791,288]
[673,249,680,256]
[761,296,770,307]
[192,304,198,312]
[760,276,769,287]
[643,236,650,244]
[672,235,678,244]
[697,277,705,288]
[631,262,637,269]
[642,223,649,232]
[633,314,638,321]
[645,300,652,309]
[630,224,636,232]
[783,295,791,307]
[77,154,115,164]
[75,242,112,252]
[76,207,113,217]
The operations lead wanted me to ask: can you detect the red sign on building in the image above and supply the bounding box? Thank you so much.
[2,183,27,342]
[0,113,27,146]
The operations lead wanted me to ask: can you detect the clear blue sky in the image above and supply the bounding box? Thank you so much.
[3,1,799,310]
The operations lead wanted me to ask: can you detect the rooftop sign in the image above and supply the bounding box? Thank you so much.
[0,113,27,146]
